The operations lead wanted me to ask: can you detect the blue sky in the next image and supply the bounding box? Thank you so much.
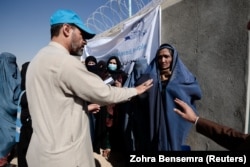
[0,0,150,67]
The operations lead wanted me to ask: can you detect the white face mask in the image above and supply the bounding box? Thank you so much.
[108,64,117,71]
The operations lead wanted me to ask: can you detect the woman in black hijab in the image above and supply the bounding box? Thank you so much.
[17,62,32,167]
[85,56,98,74]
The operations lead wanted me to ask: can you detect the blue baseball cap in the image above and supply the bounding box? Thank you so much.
[50,9,95,39]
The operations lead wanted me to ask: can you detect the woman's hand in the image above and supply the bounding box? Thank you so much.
[88,103,100,114]
[114,80,122,87]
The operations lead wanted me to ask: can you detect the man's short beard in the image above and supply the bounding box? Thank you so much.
[70,32,83,56]
[70,44,83,56]
[70,49,82,56]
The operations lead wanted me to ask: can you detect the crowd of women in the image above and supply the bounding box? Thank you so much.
[0,43,202,166]
[83,43,202,163]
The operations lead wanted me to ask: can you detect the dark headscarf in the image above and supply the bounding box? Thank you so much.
[21,62,30,91]
[96,60,109,80]
[85,55,97,65]
[85,56,98,74]
[0,52,21,157]
[134,43,202,151]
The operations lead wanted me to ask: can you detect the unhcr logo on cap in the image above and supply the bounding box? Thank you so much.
[50,9,95,39]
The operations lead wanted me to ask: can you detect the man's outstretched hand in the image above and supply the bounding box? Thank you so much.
[135,79,153,95]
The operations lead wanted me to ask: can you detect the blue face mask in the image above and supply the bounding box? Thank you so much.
[108,64,117,71]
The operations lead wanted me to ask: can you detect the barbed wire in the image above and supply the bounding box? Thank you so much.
[86,0,163,34]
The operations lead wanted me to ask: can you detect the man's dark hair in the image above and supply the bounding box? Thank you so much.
[50,23,80,39]
[50,23,63,39]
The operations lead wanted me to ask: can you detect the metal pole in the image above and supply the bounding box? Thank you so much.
[128,0,132,17]
[245,20,250,133]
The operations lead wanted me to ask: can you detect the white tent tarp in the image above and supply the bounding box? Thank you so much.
[83,5,161,73]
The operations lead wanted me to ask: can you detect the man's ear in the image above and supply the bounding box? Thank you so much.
[62,24,72,37]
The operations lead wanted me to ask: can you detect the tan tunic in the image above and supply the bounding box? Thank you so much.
[26,42,137,167]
